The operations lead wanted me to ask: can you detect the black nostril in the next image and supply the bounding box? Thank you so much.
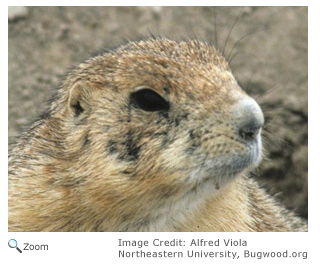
[233,98,264,141]
[239,124,261,141]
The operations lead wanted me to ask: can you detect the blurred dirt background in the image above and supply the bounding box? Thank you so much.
[8,7,308,219]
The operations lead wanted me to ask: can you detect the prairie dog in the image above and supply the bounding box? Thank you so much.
[8,38,307,231]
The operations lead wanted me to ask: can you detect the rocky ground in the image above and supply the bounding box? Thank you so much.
[8,6,308,219]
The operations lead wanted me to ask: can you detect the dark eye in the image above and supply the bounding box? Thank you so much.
[131,88,170,112]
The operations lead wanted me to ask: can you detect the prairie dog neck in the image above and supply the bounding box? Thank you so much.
[134,176,251,232]
[177,176,252,232]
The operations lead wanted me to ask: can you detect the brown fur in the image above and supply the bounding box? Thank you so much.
[8,38,307,232]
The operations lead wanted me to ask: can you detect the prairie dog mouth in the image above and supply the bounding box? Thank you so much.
[187,135,262,188]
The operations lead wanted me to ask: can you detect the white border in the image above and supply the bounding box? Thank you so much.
[4,2,316,263]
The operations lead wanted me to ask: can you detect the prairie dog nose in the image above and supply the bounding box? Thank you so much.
[233,98,264,141]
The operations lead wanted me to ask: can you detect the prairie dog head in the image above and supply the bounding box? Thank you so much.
[49,38,264,222]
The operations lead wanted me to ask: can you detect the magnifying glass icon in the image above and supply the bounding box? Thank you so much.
[8,239,22,253]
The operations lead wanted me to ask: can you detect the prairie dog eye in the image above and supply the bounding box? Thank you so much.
[131,88,170,112]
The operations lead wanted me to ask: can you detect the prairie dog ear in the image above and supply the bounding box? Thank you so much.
[68,81,92,117]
